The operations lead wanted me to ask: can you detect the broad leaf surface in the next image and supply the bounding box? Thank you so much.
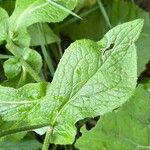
[41,19,143,144]
[0,83,48,127]
[76,83,150,150]
[9,0,77,30]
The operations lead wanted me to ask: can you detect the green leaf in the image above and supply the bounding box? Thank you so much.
[0,7,9,43]
[0,82,48,124]
[28,23,60,46]
[0,137,42,150]
[136,12,150,75]
[75,83,150,150]
[3,48,42,79]
[9,0,77,30]
[76,0,96,10]
[3,57,21,79]
[0,118,28,144]
[1,73,27,88]
[0,0,15,15]
[110,0,150,75]
[41,19,143,144]
[9,28,31,47]
[21,48,43,74]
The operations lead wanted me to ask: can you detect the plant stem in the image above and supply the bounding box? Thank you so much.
[42,127,52,150]
[59,6,99,29]
[41,44,55,77]
[0,123,50,137]
[97,0,112,29]
[37,23,55,77]
[20,59,42,82]
[57,42,63,57]
[0,54,13,59]
[64,146,67,150]
[52,145,57,150]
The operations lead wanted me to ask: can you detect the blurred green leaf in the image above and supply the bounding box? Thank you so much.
[28,23,60,46]
[76,82,150,150]
[136,12,150,75]
[0,138,42,150]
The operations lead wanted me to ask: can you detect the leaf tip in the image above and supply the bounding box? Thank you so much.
[132,18,144,31]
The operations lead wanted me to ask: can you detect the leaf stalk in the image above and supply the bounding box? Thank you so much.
[42,127,53,150]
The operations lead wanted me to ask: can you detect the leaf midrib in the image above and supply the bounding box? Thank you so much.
[52,45,133,125]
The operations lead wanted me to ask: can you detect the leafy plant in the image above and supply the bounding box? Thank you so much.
[0,0,147,150]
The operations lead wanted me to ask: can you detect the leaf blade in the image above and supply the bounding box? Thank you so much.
[0,83,48,126]
[9,0,77,30]
[41,19,144,144]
